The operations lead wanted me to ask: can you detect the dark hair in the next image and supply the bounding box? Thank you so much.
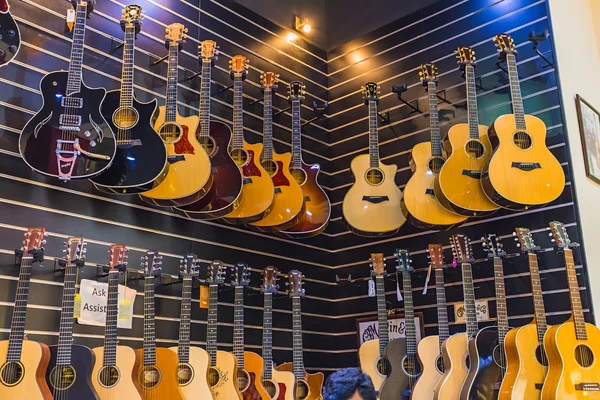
[322,368,377,400]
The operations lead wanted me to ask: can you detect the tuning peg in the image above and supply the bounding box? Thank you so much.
[516,243,521,247]
[165,27,169,33]
[549,232,553,236]
[551,239,555,242]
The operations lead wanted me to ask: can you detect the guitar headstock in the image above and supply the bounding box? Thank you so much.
[165,23,187,50]
[199,40,219,62]
[21,228,47,258]
[69,0,94,17]
[514,227,540,253]
[206,260,225,285]
[427,244,445,269]
[261,266,279,294]
[229,55,248,78]
[120,4,143,33]
[549,221,578,250]
[394,249,413,273]
[64,237,86,266]
[419,63,439,85]
[107,244,128,272]
[494,33,516,56]
[141,250,162,277]
[361,82,380,105]
[450,234,473,263]
[455,46,476,67]
[482,234,506,258]
[369,253,386,278]
[260,72,279,90]
[179,253,199,278]
[287,81,306,104]
[231,262,250,287]
[287,270,305,298]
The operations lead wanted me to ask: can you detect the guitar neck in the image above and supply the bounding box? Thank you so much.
[165,44,179,123]
[56,263,78,366]
[206,284,219,367]
[198,59,212,139]
[7,257,34,362]
[291,100,303,169]
[434,268,449,353]
[506,54,527,130]
[143,276,156,366]
[464,65,480,139]
[527,252,548,343]
[461,263,478,339]
[368,100,380,168]
[177,277,193,363]
[427,81,442,157]
[233,286,245,369]
[66,2,88,96]
[402,271,417,356]
[232,75,244,150]
[261,88,274,161]
[493,257,509,346]
[262,292,274,378]
[119,24,136,108]
[291,296,305,379]
[375,275,389,356]
[103,270,120,367]
[564,249,587,339]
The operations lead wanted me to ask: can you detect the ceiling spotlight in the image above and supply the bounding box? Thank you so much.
[286,32,298,42]
[295,16,311,34]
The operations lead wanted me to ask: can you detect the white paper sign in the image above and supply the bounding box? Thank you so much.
[358,317,423,346]
[454,300,489,324]
[77,279,137,329]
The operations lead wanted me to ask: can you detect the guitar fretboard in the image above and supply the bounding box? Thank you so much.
[465,65,480,140]
[177,277,192,363]
[368,100,380,168]
[434,268,449,354]
[261,88,274,161]
[375,275,388,356]
[66,2,88,96]
[262,292,274,379]
[427,81,442,158]
[461,263,478,339]
[494,257,509,344]
[143,276,156,366]
[291,296,305,379]
[402,271,417,357]
[232,75,245,150]
[7,258,33,362]
[165,44,179,123]
[506,54,527,131]
[291,100,303,169]
[233,286,245,369]
[198,59,212,139]
[56,263,77,366]
[527,252,548,344]
[206,284,219,366]
[119,24,136,109]
[102,270,119,367]
[564,249,587,340]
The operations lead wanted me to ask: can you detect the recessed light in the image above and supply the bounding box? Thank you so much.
[286,32,298,42]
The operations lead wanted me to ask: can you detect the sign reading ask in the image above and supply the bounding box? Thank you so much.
[77,279,137,329]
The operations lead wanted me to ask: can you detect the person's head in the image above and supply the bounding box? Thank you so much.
[322,367,377,400]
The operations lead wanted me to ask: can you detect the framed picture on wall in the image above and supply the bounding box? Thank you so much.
[576,95,600,184]
[356,312,424,348]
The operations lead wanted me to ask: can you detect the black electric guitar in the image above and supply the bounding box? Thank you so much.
[91,5,168,194]
[19,0,115,181]
[46,237,98,399]
[0,0,20,67]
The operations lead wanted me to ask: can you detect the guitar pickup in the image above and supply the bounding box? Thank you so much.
[462,170,482,179]
[362,196,389,204]
[576,383,600,391]
[511,162,541,171]
[61,97,83,108]
[59,114,82,126]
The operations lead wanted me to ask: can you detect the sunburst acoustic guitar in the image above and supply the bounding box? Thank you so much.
[481,33,565,210]
[342,83,405,237]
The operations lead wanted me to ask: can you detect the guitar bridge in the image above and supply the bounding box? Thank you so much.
[462,170,482,179]
[576,383,600,391]
[511,162,541,171]
[362,196,389,203]
[56,139,79,181]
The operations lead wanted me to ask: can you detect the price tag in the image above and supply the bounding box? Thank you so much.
[73,292,82,318]
[118,297,132,321]
[66,8,75,32]
[200,285,209,308]
[368,279,376,297]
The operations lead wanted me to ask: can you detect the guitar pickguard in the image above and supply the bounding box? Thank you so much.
[271,161,290,187]
[173,125,195,154]
[241,150,262,177]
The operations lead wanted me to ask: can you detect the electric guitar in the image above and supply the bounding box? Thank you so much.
[20,1,115,181]
[342,83,405,236]
[260,266,296,400]
[413,244,449,400]
[461,234,509,399]
[250,78,304,231]
[500,228,549,400]
[0,228,51,400]
[0,0,20,67]
[481,33,565,210]
[230,262,269,399]
[278,270,324,400]
[139,23,212,207]
[174,42,243,219]
[401,64,467,229]
[435,234,478,400]
[91,244,141,400]
[133,250,182,399]
[435,46,499,216]
[279,82,331,238]
[205,261,242,399]
[91,5,169,195]
[46,237,98,399]
[542,221,600,399]
[168,254,212,399]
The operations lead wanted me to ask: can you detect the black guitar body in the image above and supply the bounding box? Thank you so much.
[91,90,168,194]
[19,71,116,180]
[379,338,410,400]
[46,344,99,399]
[0,1,20,67]
[460,327,502,400]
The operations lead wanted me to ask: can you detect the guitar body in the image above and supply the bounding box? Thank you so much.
[278,362,324,400]
[413,335,444,400]
[208,350,241,399]
[91,345,140,400]
[224,142,275,224]
[236,351,269,400]
[0,1,20,67]
[91,90,169,194]
[46,344,98,399]
[482,114,565,210]
[167,346,212,399]
[251,151,303,232]
[343,154,405,236]
[460,327,502,400]
[133,347,183,400]
[379,338,410,400]
[435,333,469,400]
[541,322,600,399]
[139,107,212,207]
[402,142,467,229]
[279,161,330,238]
[435,124,499,216]
[358,338,386,392]
[262,367,295,400]
[174,121,243,219]
[499,327,519,400]
[0,340,52,399]
[20,71,116,180]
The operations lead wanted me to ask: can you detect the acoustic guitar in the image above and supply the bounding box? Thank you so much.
[133,250,182,399]
[0,0,20,67]
[168,254,212,399]
[413,244,449,400]
[0,228,52,400]
[401,64,467,229]
[174,43,243,219]
[90,244,141,400]
[500,228,549,400]
[91,5,168,195]
[435,234,478,400]
[20,1,116,181]
[541,221,600,399]
[342,83,405,237]
[205,261,242,399]
[461,234,509,400]
[278,270,324,400]
[139,24,213,207]
[481,34,565,210]
[279,82,331,238]
[260,266,296,400]
[230,262,269,399]
[46,237,98,399]
[435,47,499,216]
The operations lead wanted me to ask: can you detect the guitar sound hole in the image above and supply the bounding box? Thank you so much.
[176,363,194,386]
[158,122,182,144]
[261,159,278,176]
[402,355,422,378]
[465,140,485,158]
[230,148,249,167]
[49,365,76,390]
[376,357,391,376]
[435,355,445,374]
[575,345,595,368]
[262,379,277,397]
[513,131,532,149]
[493,345,507,370]
[465,354,471,369]
[535,345,549,366]
[138,365,161,389]
[197,136,216,156]
[98,366,120,388]
[113,106,139,130]
[0,361,24,387]
[428,156,445,174]
[291,168,307,185]
[296,379,310,399]
[365,168,384,185]
[236,368,250,392]
[208,367,221,387]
